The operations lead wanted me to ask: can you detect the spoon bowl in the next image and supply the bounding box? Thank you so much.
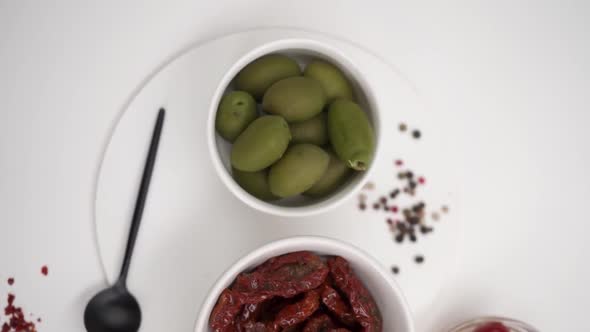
[84,283,141,332]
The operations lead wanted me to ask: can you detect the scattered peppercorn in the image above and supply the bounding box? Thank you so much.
[412,130,421,139]
[397,223,407,232]
[363,182,375,190]
[395,234,404,243]
[399,123,407,132]
[354,140,452,274]
[402,209,411,218]
[409,217,421,225]
[412,203,423,213]
[7,278,14,286]
[389,189,400,199]
[419,225,433,234]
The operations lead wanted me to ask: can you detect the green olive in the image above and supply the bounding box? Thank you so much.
[304,60,354,102]
[231,115,291,172]
[215,91,257,142]
[235,54,301,100]
[232,168,278,201]
[268,144,330,198]
[289,113,328,145]
[327,99,375,171]
[304,151,352,197]
[262,77,326,123]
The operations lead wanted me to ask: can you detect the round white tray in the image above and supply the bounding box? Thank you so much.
[94,28,459,331]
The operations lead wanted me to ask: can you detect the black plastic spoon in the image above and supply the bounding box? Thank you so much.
[84,108,165,332]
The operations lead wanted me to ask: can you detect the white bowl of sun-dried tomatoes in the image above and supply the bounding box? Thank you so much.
[194,236,414,332]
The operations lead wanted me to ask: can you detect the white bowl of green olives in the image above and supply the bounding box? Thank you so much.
[208,39,381,217]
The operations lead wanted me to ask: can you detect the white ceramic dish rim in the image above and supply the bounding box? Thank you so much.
[206,38,383,218]
[193,236,415,332]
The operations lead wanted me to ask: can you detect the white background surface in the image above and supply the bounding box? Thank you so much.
[1,1,589,331]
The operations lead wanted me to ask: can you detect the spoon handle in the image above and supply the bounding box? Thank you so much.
[119,108,165,283]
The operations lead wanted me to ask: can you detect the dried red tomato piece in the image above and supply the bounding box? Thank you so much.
[255,251,322,273]
[237,298,288,332]
[330,329,351,332]
[237,297,300,332]
[239,293,273,305]
[236,302,263,332]
[261,297,297,322]
[322,285,355,326]
[302,314,337,332]
[239,303,262,323]
[321,285,356,326]
[209,289,244,332]
[328,257,382,332]
[283,325,303,332]
[240,321,270,332]
[234,252,328,299]
[272,290,320,331]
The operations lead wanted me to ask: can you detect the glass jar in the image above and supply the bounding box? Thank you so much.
[446,316,539,332]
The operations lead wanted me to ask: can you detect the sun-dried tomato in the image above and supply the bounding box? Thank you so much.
[283,325,303,332]
[209,289,244,332]
[255,251,323,274]
[234,252,328,299]
[302,314,336,332]
[237,298,291,332]
[262,297,299,322]
[321,285,356,326]
[272,290,320,331]
[240,321,270,332]
[240,320,302,332]
[328,257,382,332]
[236,302,263,332]
[241,303,262,322]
